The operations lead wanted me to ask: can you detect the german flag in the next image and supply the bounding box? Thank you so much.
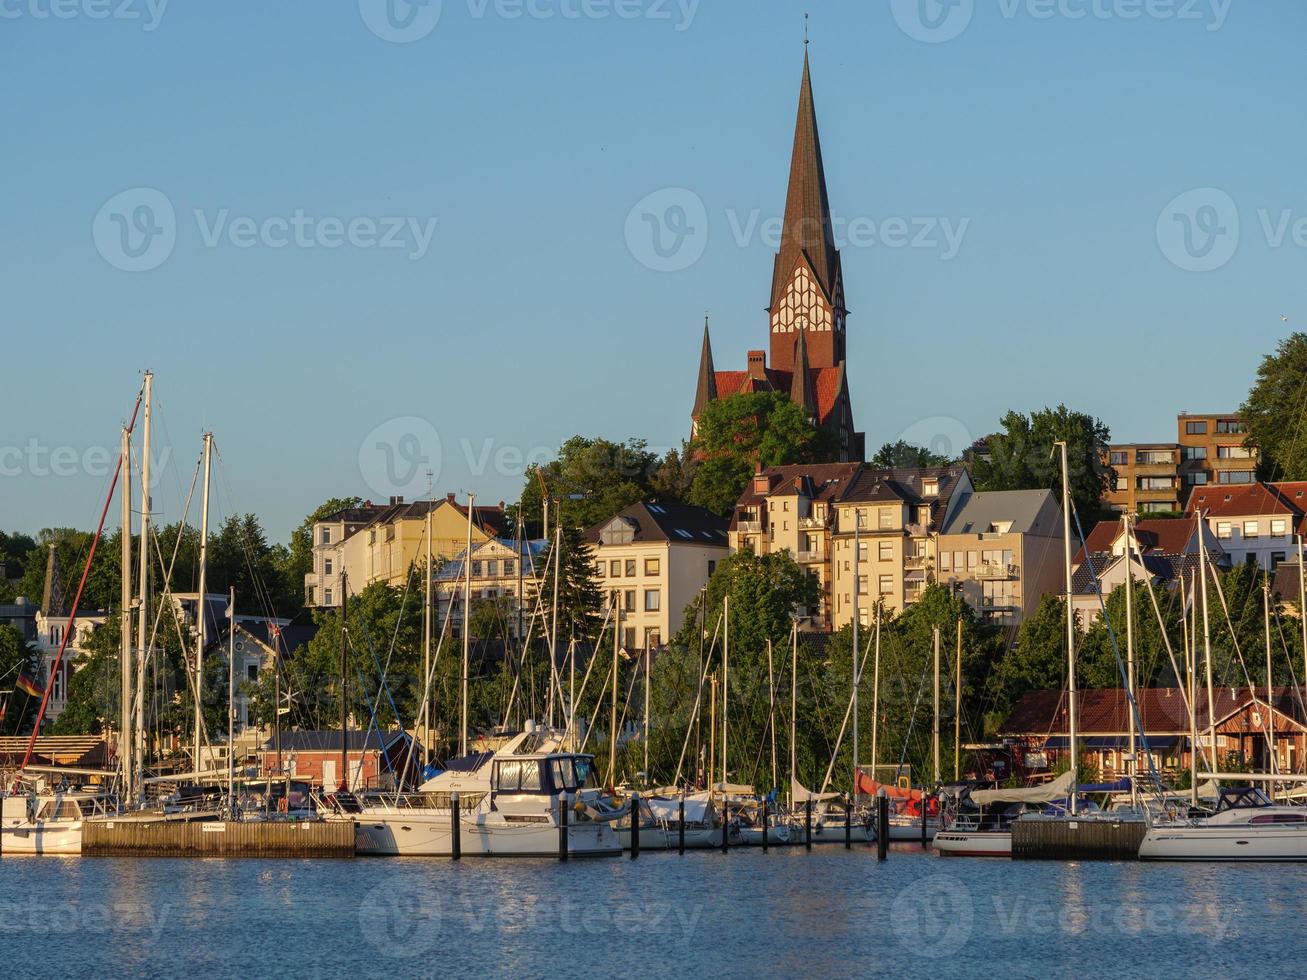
[16,673,43,698]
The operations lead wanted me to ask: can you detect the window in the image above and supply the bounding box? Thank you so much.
[858,577,869,596]
[644,627,661,648]
[878,575,893,595]
[503,560,515,576]
[624,590,636,612]
[611,560,621,577]
[320,527,332,544]
[1138,450,1173,465]
[923,479,939,496]
[644,589,660,611]
[967,552,978,571]
[707,560,716,577]
[485,560,498,577]
[324,588,333,605]
[940,551,952,572]
[1114,477,1129,492]
[1272,553,1287,568]
[625,560,637,577]
[1187,473,1209,486]
[879,541,893,562]
[1217,446,1254,460]
[246,665,259,682]
[324,558,333,576]
[1218,471,1254,484]
[1138,477,1174,490]
[1141,502,1174,513]
[623,627,636,649]
[857,542,869,563]
[1183,446,1208,461]
[879,508,894,530]
[1243,521,1260,539]
[1186,420,1208,435]
[644,558,660,576]
[1110,451,1129,466]
[1216,522,1232,540]
[1216,420,1247,434]
[1272,519,1288,536]
[472,561,482,577]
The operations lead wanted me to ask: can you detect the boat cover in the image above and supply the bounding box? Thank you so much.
[970,771,1075,806]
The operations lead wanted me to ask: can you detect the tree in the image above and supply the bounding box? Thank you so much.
[513,436,664,534]
[970,405,1113,521]
[538,526,603,642]
[1243,332,1307,481]
[207,514,295,618]
[988,594,1072,724]
[0,531,37,603]
[870,440,954,469]
[672,550,819,656]
[0,625,40,734]
[687,392,838,516]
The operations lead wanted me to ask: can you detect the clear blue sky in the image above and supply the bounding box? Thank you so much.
[4,0,1303,542]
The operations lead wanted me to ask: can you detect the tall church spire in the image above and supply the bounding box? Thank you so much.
[768,50,846,374]
[692,315,717,425]
[790,328,816,421]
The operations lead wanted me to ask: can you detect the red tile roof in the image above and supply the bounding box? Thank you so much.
[1186,483,1298,519]
[1073,518,1198,564]
[710,366,844,427]
[1000,687,1307,736]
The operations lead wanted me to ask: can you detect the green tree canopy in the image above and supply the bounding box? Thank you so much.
[970,405,1113,520]
[513,436,665,533]
[869,440,954,469]
[1243,332,1307,481]
[687,392,839,516]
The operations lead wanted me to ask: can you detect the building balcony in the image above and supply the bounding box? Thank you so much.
[798,516,827,530]
[737,520,764,534]
[905,522,928,537]
[796,550,823,564]
[976,562,1020,580]
[904,555,929,571]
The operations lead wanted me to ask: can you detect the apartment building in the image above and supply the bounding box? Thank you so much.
[1178,412,1258,491]
[1187,483,1305,571]
[306,495,507,607]
[433,537,547,639]
[933,489,1065,628]
[587,501,728,650]
[827,467,972,626]
[1104,444,1182,514]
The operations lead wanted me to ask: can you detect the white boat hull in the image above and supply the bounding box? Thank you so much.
[808,822,872,844]
[615,825,721,850]
[1140,825,1307,862]
[934,829,1011,857]
[886,817,940,842]
[1,821,84,855]
[353,811,620,857]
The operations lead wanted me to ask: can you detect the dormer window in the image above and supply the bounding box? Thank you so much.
[923,479,939,497]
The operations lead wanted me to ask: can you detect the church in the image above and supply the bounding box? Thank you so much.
[691,50,865,463]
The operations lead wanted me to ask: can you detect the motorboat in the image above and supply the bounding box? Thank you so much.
[1139,786,1307,862]
[1,781,115,855]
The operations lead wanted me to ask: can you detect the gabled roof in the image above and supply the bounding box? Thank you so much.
[1074,518,1201,564]
[1187,483,1299,520]
[260,730,414,753]
[732,462,862,511]
[940,489,1061,537]
[839,466,968,511]
[708,365,847,427]
[1000,687,1307,737]
[585,501,728,547]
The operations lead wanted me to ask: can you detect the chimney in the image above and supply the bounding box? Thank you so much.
[753,471,777,495]
[447,492,456,503]
[746,350,768,380]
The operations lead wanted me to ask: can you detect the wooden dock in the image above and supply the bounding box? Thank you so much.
[1011,817,1147,860]
[83,819,355,858]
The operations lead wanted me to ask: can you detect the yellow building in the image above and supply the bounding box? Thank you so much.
[306,494,507,607]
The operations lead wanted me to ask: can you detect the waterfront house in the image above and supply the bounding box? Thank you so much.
[260,730,421,792]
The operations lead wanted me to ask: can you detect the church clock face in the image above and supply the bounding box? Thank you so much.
[771,264,832,335]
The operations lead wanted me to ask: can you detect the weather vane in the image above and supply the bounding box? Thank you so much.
[804,12,809,47]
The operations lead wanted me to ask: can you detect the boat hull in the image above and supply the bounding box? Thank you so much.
[1139,825,1307,862]
[934,830,1011,857]
[1,821,83,855]
[353,812,621,857]
[886,817,940,842]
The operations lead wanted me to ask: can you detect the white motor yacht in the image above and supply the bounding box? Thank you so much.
[1139,786,1307,862]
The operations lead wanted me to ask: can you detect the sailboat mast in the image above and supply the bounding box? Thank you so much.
[1056,440,1078,815]
[1198,511,1218,775]
[227,586,235,812]
[789,620,797,806]
[766,637,776,793]
[549,522,561,729]
[1299,533,1307,772]
[1264,581,1276,790]
[643,640,651,784]
[339,571,348,791]
[852,518,859,801]
[871,606,880,784]
[1180,570,1198,803]
[422,504,432,772]
[609,594,620,785]
[721,593,729,786]
[195,431,212,773]
[954,616,962,782]
[119,427,133,805]
[1124,514,1137,809]
[932,626,941,787]
[461,492,474,757]
[133,371,153,793]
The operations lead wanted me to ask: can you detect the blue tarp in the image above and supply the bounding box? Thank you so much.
[1042,735,1182,752]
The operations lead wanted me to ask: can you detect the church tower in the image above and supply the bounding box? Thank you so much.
[768,51,846,374]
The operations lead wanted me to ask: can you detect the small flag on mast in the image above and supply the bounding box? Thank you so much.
[16,673,44,698]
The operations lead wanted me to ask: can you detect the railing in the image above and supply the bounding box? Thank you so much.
[904,555,929,570]
[798,516,826,530]
[737,520,763,534]
[905,523,928,536]
[975,562,1019,579]
[796,550,823,564]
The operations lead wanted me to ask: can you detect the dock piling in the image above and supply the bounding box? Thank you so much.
[877,796,888,861]
[630,792,640,860]
[804,799,811,851]
[450,792,461,861]
[558,792,569,862]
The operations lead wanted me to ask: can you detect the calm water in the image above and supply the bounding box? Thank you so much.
[4,845,1307,979]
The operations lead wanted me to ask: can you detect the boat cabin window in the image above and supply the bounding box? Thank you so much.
[37,799,83,821]
[1251,813,1307,824]
[1217,787,1273,811]
[550,758,576,791]
[572,756,600,790]
[494,759,547,793]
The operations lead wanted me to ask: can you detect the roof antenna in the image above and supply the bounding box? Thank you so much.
[804,12,809,48]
